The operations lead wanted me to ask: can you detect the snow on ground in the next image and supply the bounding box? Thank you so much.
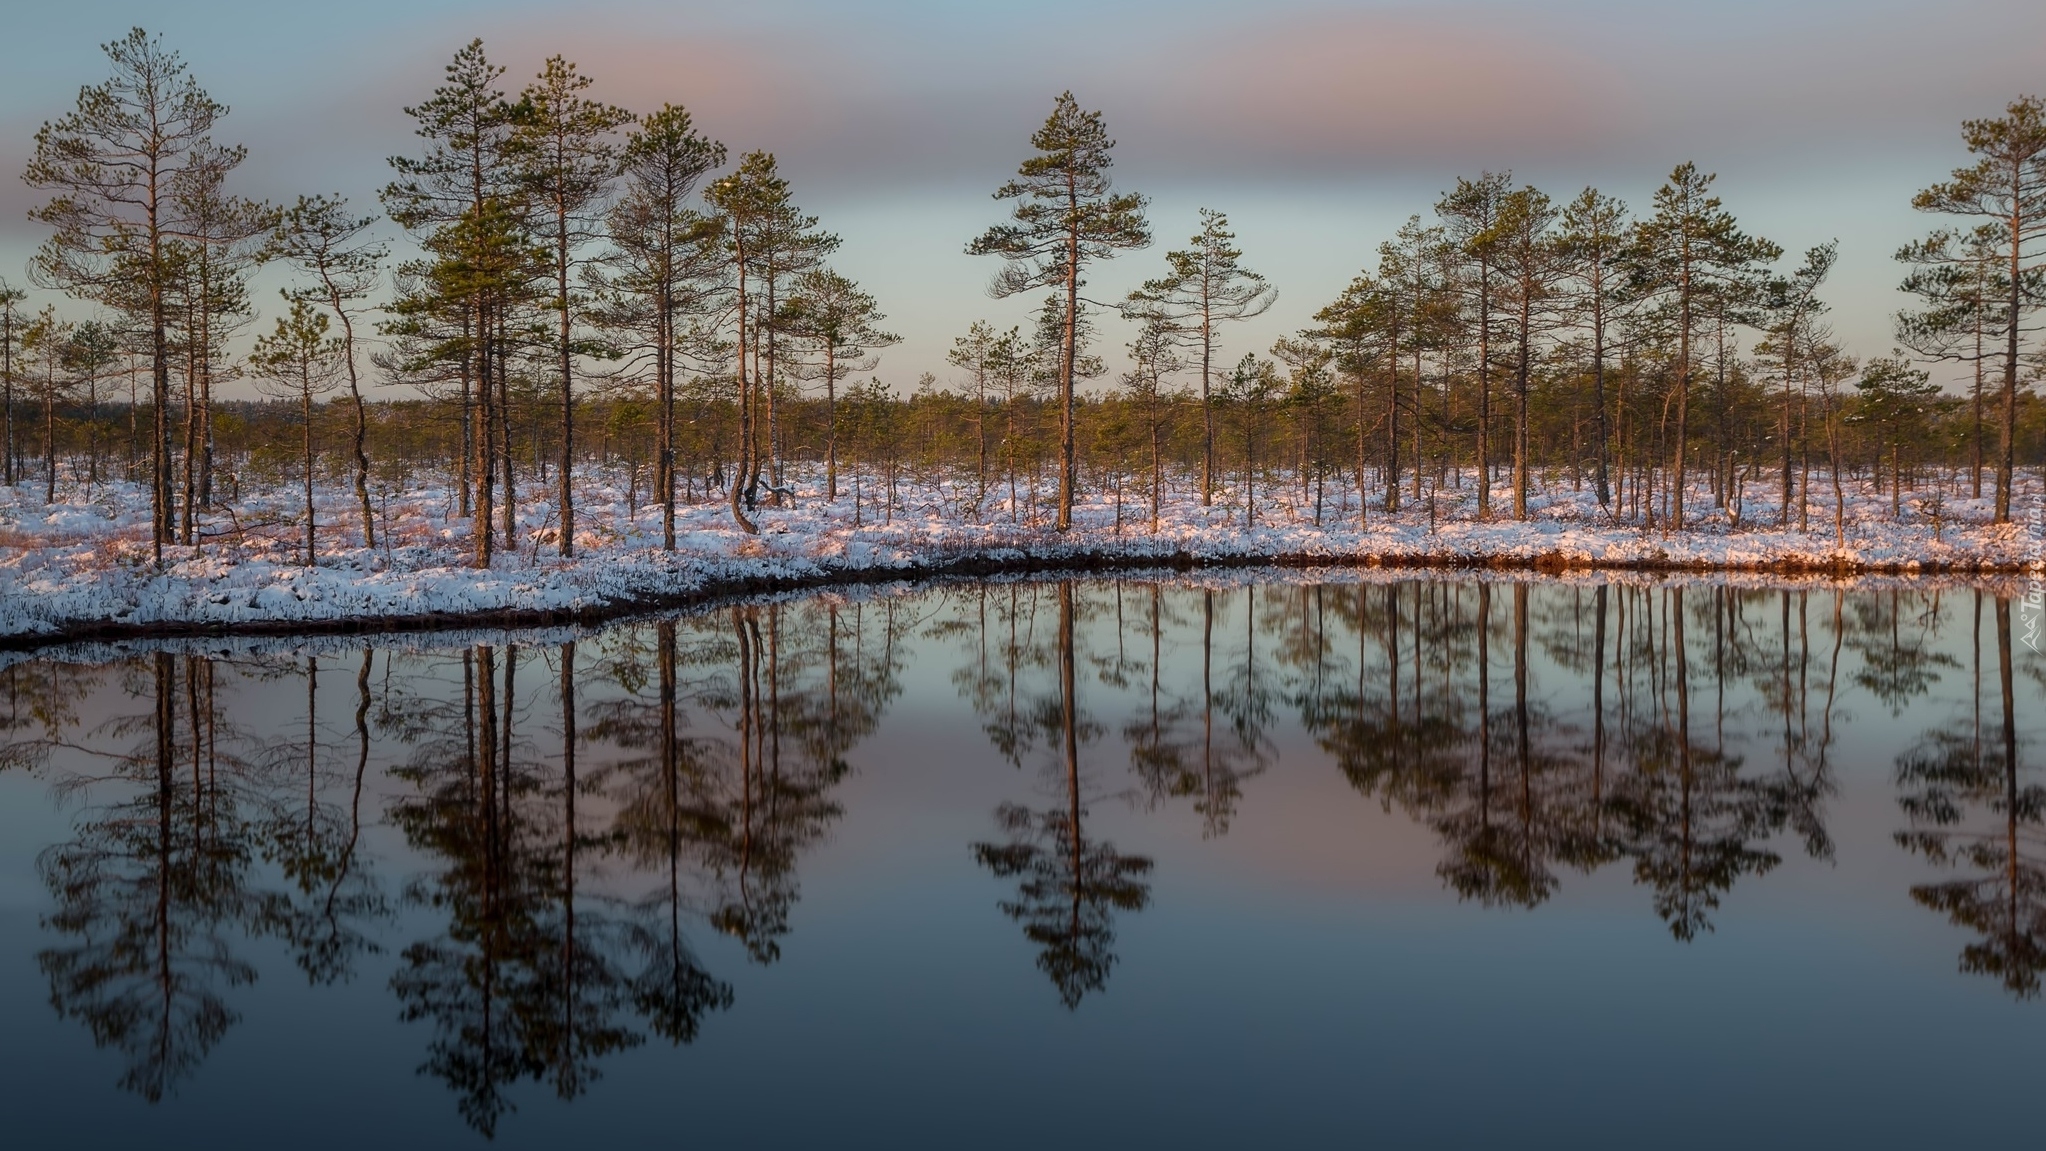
[2,465,2040,639]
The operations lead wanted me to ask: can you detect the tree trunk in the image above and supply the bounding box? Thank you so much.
[826,346,839,502]
[558,207,576,557]
[728,224,758,535]
[1058,183,1081,532]
[473,301,495,568]
[303,384,316,565]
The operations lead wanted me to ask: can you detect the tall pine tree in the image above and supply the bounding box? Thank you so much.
[970,92,1149,531]
[25,28,231,563]
[1906,96,2046,523]
[1123,208,1274,508]
[517,57,632,558]
[1624,163,1778,530]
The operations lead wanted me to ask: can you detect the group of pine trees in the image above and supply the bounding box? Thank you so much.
[5,28,2045,567]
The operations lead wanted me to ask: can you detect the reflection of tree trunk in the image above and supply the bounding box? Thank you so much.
[559,639,577,1096]
[307,654,319,858]
[659,621,684,983]
[828,604,840,757]
[1998,596,2018,946]
[1714,590,1725,753]
[1823,592,1842,779]
[1593,584,1607,812]
[187,656,202,841]
[769,607,782,836]
[1781,590,1793,790]
[332,650,370,923]
[1202,590,1214,813]
[1238,586,1254,816]
[475,644,500,1101]
[154,652,174,1077]
[503,645,517,848]
[735,610,756,910]
[1675,588,1692,905]
[1515,584,1530,853]
[1387,583,1400,769]
[1478,584,1491,834]
[1060,582,1082,953]
[1151,586,1162,756]
[1973,590,1983,796]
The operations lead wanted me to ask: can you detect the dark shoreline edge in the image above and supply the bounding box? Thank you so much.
[3,546,2033,654]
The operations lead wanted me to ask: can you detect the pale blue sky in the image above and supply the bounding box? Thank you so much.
[5,0,2043,394]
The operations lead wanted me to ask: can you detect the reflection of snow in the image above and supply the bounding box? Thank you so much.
[3,465,2036,637]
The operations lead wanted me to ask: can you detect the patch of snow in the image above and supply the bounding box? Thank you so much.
[1,465,2036,639]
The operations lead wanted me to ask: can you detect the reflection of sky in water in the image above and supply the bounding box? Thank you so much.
[0,577,2039,1149]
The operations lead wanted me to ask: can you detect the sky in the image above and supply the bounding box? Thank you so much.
[4,0,2044,398]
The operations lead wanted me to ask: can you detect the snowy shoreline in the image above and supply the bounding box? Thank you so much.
[4,471,2039,646]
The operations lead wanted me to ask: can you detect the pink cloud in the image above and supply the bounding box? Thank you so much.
[1119,12,1633,173]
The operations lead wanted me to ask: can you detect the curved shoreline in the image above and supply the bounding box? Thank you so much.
[4,545,2032,654]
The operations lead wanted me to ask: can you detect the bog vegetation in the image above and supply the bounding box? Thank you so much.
[6,28,2046,567]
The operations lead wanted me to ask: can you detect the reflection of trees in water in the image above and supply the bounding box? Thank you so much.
[1297,581,1594,909]
[389,600,900,1132]
[969,583,1154,1009]
[1849,588,1957,717]
[7,574,2044,1118]
[1896,593,2046,998]
[1291,580,1851,936]
[1301,582,1468,838]
[1122,586,1269,836]
[36,654,264,1101]
[702,598,901,959]
[254,652,388,986]
[1604,587,1792,940]
[1437,584,1611,906]
[0,658,104,773]
[952,583,1057,770]
[584,620,733,1043]
[387,643,555,1134]
[30,649,392,1101]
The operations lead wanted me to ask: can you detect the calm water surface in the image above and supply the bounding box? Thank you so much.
[1,575,2040,1149]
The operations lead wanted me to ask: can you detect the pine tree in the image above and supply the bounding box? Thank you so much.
[1557,188,1631,512]
[783,269,897,502]
[0,280,24,487]
[20,307,75,504]
[1896,224,2006,499]
[1305,272,1387,521]
[517,56,633,558]
[948,320,1007,513]
[268,196,388,547]
[382,38,526,552]
[1118,315,1182,531]
[1624,163,1779,530]
[165,140,268,535]
[600,104,725,550]
[1123,208,1274,508]
[705,152,836,530]
[63,320,119,497]
[250,299,345,565]
[1310,225,1439,522]
[1850,354,1943,517]
[1482,185,1564,520]
[25,28,231,563]
[969,92,1150,531]
[1907,96,2046,522]
[1437,172,1513,517]
[1224,353,1282,527]
[1758,242,1836,526]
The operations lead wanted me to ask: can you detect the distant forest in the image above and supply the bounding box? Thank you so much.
[6,28,2045,563]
